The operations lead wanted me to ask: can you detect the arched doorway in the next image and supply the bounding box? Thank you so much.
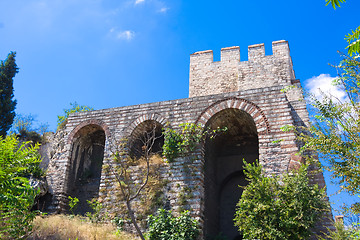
[204,108,259,240]
[67,124,106,215]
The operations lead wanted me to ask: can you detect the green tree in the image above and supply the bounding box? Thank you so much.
[234,161,328,240]
[0,52,18,137]
[0,135,42,239]
[326,0,360,56]
[57,102,93,130]
[299,55,360,212]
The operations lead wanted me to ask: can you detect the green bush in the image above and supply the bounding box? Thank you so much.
[57,102,93,130]
[147,208,199,240]
[0,135,42,239]
[234,161,328,240]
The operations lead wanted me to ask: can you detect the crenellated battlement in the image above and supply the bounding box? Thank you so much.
[190,40,290,64]
[189,40,296,97]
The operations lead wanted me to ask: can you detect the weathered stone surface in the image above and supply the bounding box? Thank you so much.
[45,40,332,239]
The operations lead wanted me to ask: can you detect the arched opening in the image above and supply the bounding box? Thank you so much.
[129,120,164,160]
[204,108,259,240]
[67,124,106,215]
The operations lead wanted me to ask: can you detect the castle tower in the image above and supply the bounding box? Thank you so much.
[189,40,296,97]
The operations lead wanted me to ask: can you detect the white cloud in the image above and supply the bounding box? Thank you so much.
[135,0,145,5]
[305,74,347,102]
[109,28,135,40]
[158,7,169,13]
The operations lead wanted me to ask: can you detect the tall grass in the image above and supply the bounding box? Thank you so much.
[28,214,139,240]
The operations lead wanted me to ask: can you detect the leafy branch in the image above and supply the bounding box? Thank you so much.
[326,0,359,56]
[163,123,227,162]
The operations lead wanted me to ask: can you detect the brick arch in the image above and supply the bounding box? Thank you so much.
[125,113,167,136]
[195,97,270,135]
[67,119,111,144]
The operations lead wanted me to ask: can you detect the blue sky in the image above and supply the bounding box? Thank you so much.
[1,0,359,217]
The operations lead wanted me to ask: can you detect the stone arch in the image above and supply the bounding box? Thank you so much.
[125,113,167,137]
[202,108,259,240]
[196,97,270,135]
[128,119,165,160]
[67,119,111,144]
[66,120,109,215]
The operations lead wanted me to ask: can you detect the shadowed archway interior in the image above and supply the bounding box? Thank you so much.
[67,124,106,215]
[204,108,259,240]
[129,120,164,159]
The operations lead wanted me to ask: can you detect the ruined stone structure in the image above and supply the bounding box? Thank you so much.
[46,40,331,239]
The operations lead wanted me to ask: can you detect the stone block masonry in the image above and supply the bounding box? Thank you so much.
[45,40,333,239]
[189,40,296,98]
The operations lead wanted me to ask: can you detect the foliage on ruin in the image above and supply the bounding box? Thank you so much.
[0,52,18,138]
[146,208,199,240]
[163,123,227,162]
[326,0,359,56]
[57,102,93,130]
[107,123,164,240]
[177,186,194,213]
[0,135,42,239]
[234,160,328,240]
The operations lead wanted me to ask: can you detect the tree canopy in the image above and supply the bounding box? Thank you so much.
[300,54,360,213]
[0,52,18,137]
[234,161,328,240]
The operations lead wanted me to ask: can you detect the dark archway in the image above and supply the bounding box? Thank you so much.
[129,120,164,159]
[204,108,259,240]
[67,124,106,215]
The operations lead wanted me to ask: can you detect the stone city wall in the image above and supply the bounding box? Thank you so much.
[45,40,332,239]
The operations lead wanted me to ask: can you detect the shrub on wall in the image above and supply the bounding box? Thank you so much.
[57,102,93,130]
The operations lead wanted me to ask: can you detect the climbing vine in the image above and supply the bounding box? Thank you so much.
[163,123,227,162]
